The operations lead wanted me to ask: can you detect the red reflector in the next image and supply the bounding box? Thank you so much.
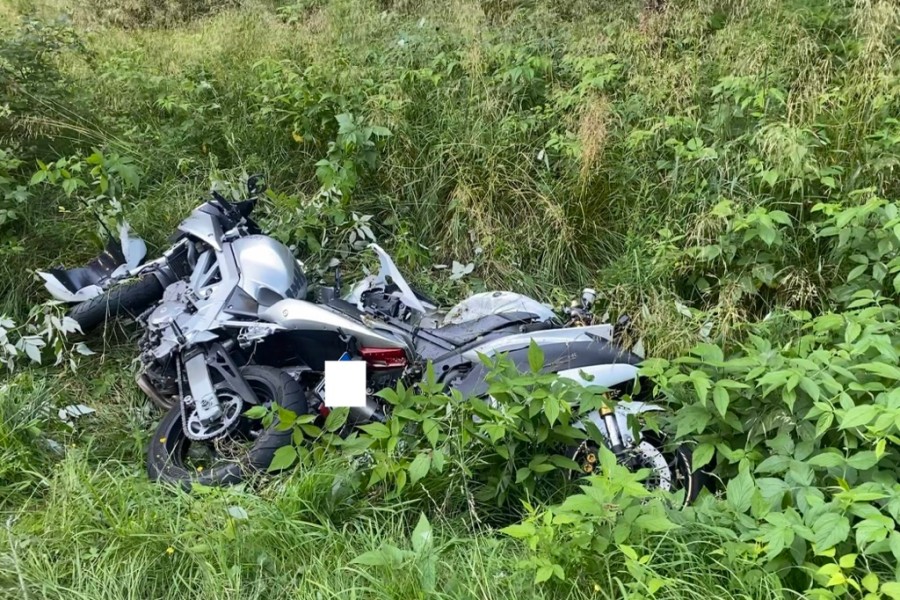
[359,347,407,368]
[318,405,331,417]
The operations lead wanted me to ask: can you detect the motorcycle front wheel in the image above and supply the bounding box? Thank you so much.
[571,434,705,506]
[147,366,307,489]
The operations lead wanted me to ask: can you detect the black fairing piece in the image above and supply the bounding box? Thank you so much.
[46,234,130,294]
[443,338,641,398]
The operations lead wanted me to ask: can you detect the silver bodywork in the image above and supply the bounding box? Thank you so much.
[260,299,412,351]
[443,291,557,326]
[50,207,660,451]
[232,235,306,304]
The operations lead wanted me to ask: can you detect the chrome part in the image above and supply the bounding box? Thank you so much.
[574,400,665,449]
[232,322,284,346]
[184,354,222,425]
[604,411,624,449]
[189,250,220,294]
[231,235,306,304]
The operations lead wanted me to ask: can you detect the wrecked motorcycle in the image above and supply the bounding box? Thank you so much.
[40,185,701,500]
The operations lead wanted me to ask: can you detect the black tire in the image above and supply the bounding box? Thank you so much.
[147,366,307,489]
[69,275,164,333]
[667,444,704,506]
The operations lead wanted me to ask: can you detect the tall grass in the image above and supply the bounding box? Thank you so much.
[1,447,786,599]
[1,0,898,596]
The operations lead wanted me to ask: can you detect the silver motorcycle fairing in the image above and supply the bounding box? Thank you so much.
[344,244,430,315]
[232,235,307,305]
[443,291,557,326]
[460,324,614,361]
[178,208,224,251]
[260,298,413,351]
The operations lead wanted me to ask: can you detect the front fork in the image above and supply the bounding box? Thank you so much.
[601,404,627,454]
[579,405,631,474]
[181,343,259,426]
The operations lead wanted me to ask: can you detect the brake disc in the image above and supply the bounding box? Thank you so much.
[183,390,244,441]
[573,440,673,492]
[627,441,673,491]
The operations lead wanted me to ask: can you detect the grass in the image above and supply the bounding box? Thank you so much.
[2,450,787,599]
[2,0,899,596]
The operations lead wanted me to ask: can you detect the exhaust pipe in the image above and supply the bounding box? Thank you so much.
[136,372,176,411]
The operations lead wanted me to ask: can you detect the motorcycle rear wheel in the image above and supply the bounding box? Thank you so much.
[69,275,163,333]
[147,366,307,489]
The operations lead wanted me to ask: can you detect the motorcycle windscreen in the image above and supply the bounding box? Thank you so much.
[38,222,147,303]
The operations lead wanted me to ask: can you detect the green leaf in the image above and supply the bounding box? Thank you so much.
[635,513,678,532]
[840,405,878,429]
[360,422,392,439]
[690,370,710,405]
[535,566,554,584]
[755,455,792,474]
[408,452,431,483]
[846,451,879,470]
[500,523,536,539]
[813,512,850,552]
[890,531,900,561]
[548,454,583,471]
[227,506,248,520]
[862,572,879,593]
[712,385,729,417]
[244,405,267,419]
[559,494,606,516]
[417,443,438,471]
[324,407,349,432]
[528,340,544,373]
[515,467,532,483]
[884,582,900,600]
[692,443,715,471]
[854,362,900,380]
[267,445,298,472]
[411,513,432,553]
[808,452,845,469]
[726,467,754,513]
[422,418,439,447]
[276,405,297,429]
[544,396,560,425]
[350,550,390,566]
[351,544,412,567]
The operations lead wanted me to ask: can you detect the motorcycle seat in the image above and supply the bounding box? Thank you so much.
[423,311,542,347]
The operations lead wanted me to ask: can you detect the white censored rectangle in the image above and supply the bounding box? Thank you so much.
[323,360,366,407]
